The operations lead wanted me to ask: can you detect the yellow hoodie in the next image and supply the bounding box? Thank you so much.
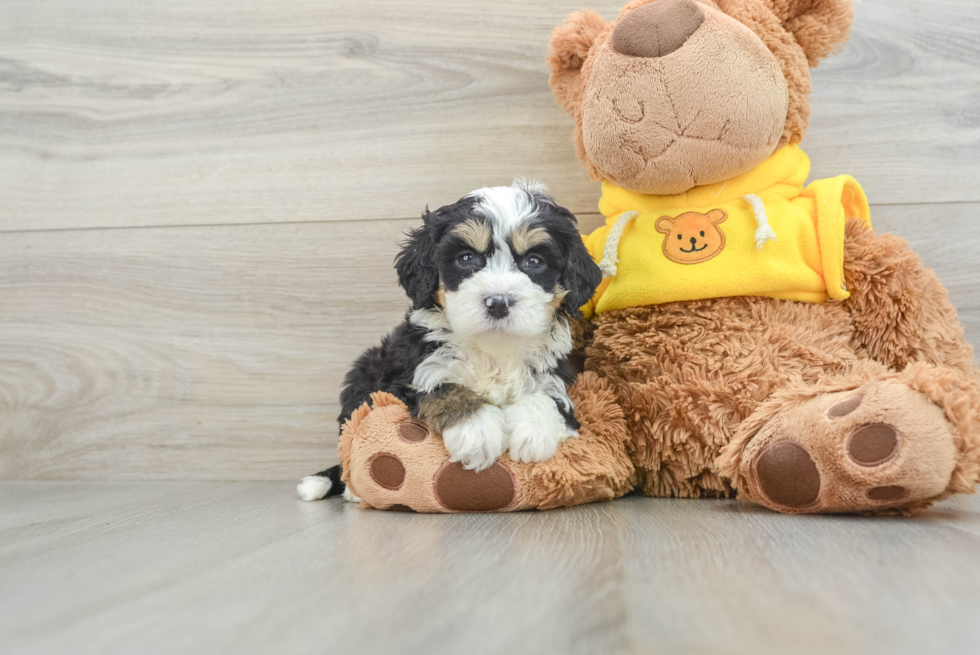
[582,145,871,318]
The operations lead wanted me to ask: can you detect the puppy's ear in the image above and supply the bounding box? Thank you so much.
[546,9,608,115]
[551,208,603,318]
[769,0,854,66]
[395,212,440,310]
[562,241,603,318]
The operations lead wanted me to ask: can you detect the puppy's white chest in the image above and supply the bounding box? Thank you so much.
[459,353,531,406]
[413,342,539,407]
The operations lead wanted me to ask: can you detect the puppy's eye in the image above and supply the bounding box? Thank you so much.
[456,251,483,268]
[520,255,546,273]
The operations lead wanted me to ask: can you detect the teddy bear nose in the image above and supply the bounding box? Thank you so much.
[611,0,706,58]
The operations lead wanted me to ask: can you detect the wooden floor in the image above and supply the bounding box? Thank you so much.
[3,482,980,655]
[2,0,980,652]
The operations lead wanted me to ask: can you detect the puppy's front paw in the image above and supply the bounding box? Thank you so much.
[504,394,572,463]
[442,404,508,472]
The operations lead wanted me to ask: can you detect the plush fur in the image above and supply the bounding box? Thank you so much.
[318,0,980,516]
[298,181,602,499]
[336,374,638,513]
[582,217,980,514]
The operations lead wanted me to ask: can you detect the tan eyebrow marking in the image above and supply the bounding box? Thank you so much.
[511,225,552,255]
[451,219,492,252]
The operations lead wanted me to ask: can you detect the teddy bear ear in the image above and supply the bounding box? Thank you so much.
[655,216,674,234]
[546,9,609,114]
[769,0,854,66]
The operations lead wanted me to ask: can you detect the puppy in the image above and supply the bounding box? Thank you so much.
[297,180,602,501]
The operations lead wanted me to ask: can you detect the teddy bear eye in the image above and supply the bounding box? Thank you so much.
[700,231,705,237]
[677,234,683,240]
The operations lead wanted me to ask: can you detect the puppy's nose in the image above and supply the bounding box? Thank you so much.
[611,0,705,58]
[485,296,512,320]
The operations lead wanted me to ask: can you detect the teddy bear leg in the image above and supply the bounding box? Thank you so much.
[717,362,980,515]
[337,373,637,513]
[843,218,978,379]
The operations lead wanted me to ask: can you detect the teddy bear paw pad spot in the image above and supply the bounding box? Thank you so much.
[398,421,429,443]
[369,454,406,490]
[754,440,821,508]
[867,486,908,502]
[828,395,862,418]
[434,462,515,512]
[847,423,899,467]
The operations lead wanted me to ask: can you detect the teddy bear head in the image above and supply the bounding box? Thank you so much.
[547,0,853,195]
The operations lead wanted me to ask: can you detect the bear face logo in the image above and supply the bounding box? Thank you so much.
[655,209,727,265]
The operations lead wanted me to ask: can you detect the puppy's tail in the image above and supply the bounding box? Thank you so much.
[297,465,345,501]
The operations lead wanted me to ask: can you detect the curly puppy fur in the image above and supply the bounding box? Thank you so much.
[302,181,602,498]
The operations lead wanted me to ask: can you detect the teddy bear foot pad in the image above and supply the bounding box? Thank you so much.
[350,408,523,512]
[738,380,958,515]
[339,376,637,513]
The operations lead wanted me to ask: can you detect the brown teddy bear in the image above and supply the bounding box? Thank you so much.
[333,0,980,515]
[550,0,980,514]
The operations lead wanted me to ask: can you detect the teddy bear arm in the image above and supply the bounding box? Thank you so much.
[842,218,979,380]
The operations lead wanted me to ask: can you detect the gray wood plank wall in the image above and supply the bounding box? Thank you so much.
[2,0,979,480]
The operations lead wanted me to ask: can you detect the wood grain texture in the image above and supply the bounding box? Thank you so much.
[0,220,412,480]
[2,482,979,655]
[1,203,978,481]
[0,0,978,232]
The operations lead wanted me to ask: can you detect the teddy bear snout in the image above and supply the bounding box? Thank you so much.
[611,0,705,58]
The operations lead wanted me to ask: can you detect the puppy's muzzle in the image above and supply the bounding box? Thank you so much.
[485,295,513,320]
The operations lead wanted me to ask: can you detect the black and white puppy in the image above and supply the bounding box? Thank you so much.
[297,180,602,501]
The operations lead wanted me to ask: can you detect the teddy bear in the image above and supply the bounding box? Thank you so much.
[333,0,980,515]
